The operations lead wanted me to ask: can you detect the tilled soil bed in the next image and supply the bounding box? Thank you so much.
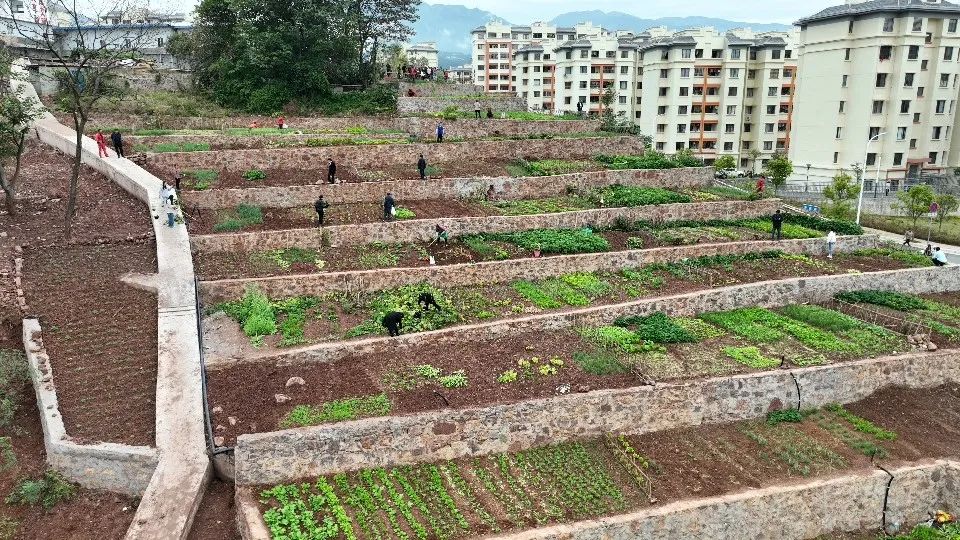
[248,385,960,540]
[19,242,159,446]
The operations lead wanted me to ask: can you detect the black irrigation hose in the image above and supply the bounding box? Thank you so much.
[789,371,801,410]
[433,390,450,406]
[195,276,226,456]
[876,464,895,534]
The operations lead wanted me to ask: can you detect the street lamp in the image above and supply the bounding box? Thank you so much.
[855,132,886,224]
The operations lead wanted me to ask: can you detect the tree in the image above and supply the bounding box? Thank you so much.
[713,155,736,171]
[763,153,793,194]
[9,0,149,239]
[354,0,421,83]
[747,148,761,175]
[895,184,936,229]
[935,193,959,230]
[0,48,43,215]
[822,170,860,221]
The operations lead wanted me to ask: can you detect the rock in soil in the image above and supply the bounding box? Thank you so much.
[285,376,306,388]
[275,393,291,404]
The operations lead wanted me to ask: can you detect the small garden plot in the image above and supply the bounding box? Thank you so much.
[211,204,264,232]
[833,290,960,345]
[253,386,960,540]
[481,186,693,217]
[504,158,595,177]
[208,251,924,349]
[135,141,211,153]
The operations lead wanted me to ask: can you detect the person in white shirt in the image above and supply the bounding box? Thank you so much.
[826,230,837,259]
[932,247,948,267]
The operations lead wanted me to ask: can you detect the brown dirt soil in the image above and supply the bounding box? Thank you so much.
[187,198,501,234]
[19,242,159,446]
[186,479,240,540]
[0,344,138,540]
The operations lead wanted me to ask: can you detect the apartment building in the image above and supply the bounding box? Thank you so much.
[470,21,605,92]
[405,42,439,69]
[635,27,800,168]
[791,0,960,185]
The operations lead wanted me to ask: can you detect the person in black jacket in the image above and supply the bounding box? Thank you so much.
[383,192,395,221]
[771,209,784,241]
[327,159,336,184]
[314,195,330,226]
[417,154,427,180]
[110,130,124,158]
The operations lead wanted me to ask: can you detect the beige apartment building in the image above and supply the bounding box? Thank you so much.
[791,0,960,185]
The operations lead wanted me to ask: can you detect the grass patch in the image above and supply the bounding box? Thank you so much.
[184,169,218,190]
[852,247,933,267]
[489,228,610,254]
[766,409,804,425]
[242,169,267,181]
[512,281,562,309]
[723,346,779,369]
[139,141,211,153]
[461,235,510,260]
[486,197,592,215]
[579,326,664,354]
[254,247,322,270]
[836,290,927,311]
[6,470,76,509]
[280,394,392,427]
[826,404,897,440]
[572,350,629,375]
[213,204,263,232]
[507,158,590,177]
[672,317,725,341]
[0,349,28,430]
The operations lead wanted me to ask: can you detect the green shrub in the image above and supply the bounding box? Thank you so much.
[280,394,391,427]
[836,290,926,311]
[766,409,804,425]
[394,207,416,220]
[242,169,267,181]
[490,228,610,254]
[219,288,277,339]
[6,470,76,509]
[614,312,697,343]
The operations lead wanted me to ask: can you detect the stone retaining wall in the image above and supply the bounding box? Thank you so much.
[22,319,159,496]
[184,167,712,209]
[397,95,528,114]
[200,235,879,303]
[191,198,781,253]
[398,82,483,97]
[220,264,960,369]
[85,113,601,139]
[147,135,644,172]
[233,350,960,484]
[236,460,960,539]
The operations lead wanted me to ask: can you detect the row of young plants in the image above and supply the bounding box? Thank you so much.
[480,185,697,217]
[836,290,960,340]
[260,403,905,539]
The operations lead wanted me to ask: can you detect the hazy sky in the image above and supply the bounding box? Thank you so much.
[435,0,844,25]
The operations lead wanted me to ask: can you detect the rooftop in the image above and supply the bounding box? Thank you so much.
[797,0,960,25]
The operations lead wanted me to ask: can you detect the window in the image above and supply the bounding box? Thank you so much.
[729,68,739,79]
[879,46,892,61]
[657,106,667,115]
[929,152,938,164]
[845,48,851,61]
[725,124,735,133]
[695,49,703,58]
[765,123,774,133]
[679,87,689,96]
[922,59,929,70]
[660,69,669,78]
[946,47,955,61]
[908,45,920,60]
[897,127,907,140]
[764,141,773,151]
[731,48,741,60]
[937,100,946,113]
[677,124,686,133]
[746,88,755,97]
[893,152,904,166]
[869,127,881,139]
[914,112,921,123]
[770,69,780,79]
[784,68,794,78]
[951,19,959,33]
[836,127,843,139]
[621,50,628,58]
[866,153,877,166]
[933,126,942,140]
[727,105,737,115]
[678,105,688,114]
[873,100,884,114]
[618,96,627,104]
[771,50,781,60]
[913,17,923,32]
[748,69,756,80]
[724,142,734,151]
[11,0,23,12]
[659,87,668,97]
[681,48,692,58]
[157,37,164,47]
[833,152,839,164]
[728,87,738,97]
[839,101,846,113]
[565,51,572,59]
[883,17,894,32]
[620,66,628,74]
[656,142,665,151]
[848,20,855,33]
[901,100,910,113]
[786,50,793,59]
[778,122,788,132]
[876,73,888,87]
[661,50,669,60]
[910,138,917,149]
[842,75,848,87]
[656,124,666,133]
[743,141,752,149]
[918,87,925,97]
[941,74,950,87]
[767,86,777,97]
[766,105,776,114]
[564,82,572,89]
[680,67,690,78]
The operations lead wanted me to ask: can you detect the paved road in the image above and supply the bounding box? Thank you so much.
[864,226,960,264]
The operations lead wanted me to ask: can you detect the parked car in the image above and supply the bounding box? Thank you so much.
[715,168,747,179]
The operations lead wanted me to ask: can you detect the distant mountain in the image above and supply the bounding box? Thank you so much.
[550,11,793,34]
[411,3,508,66]
[409,5,794,63]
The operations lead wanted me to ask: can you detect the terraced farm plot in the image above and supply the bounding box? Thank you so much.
[207,303,931,443]
[251,385,960,540]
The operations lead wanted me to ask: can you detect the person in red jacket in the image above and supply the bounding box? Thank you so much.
[755,175,766,195]
[277,115,285,130]
[94,129,108,158]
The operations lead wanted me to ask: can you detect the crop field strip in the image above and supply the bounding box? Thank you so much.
[207,296,956,444]
[253,384,960,540]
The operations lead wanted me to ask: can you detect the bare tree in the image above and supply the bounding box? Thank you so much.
[0,47,44,215]
[6,0,152,238]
